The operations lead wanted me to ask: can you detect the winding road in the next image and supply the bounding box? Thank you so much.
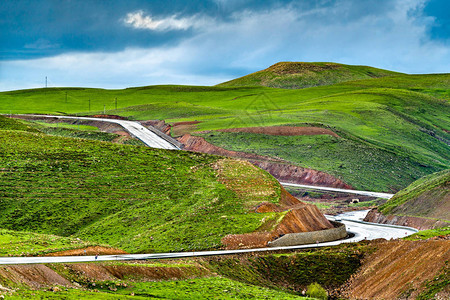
[1,114,418,265]
[0,210,417,265]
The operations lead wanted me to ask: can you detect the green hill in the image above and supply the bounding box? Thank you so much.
[217,62,401,89]
[0,69,448,191]
[0,116,289,253]
[379,169,449,221]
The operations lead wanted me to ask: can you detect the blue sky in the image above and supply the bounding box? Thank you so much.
[1,0,449,91]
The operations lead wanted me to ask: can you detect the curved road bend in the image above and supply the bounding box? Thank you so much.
[0,210,417,265]
[2,115,411,265]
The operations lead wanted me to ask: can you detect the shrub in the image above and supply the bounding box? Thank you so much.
[306,282,328,299]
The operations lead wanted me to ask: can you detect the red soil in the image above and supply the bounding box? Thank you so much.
[218,126,339,137]
[222,186,334,250]
[141,120,172,135]
[89,115,127,120]
[45,246,128,257]
[340,239,450,299]
[178,134,352,188]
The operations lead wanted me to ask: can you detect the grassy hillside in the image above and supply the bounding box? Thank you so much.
[0,68,448,191]
[0,117,285,253]
[217,62,401,89]
[379,169,449,220]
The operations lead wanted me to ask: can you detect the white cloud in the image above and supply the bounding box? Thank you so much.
[123,10,211,31]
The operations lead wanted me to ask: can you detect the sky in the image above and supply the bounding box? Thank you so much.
[0,0,449,91]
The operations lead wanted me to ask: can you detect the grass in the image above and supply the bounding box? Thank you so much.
[206,244,367,292]
[199,132,438,191]
[0,119,285,253]
[403,226,450,241]
[30,120,100,131]
[1,71,447,191]
[7,277,308,299]
[0,228,99,257]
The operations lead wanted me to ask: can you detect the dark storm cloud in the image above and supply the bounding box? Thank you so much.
[0,0,449,91]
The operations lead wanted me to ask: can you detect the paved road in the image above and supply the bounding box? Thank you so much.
[281,182,394,199]
[14,114,180,150]
[0,210,417,265]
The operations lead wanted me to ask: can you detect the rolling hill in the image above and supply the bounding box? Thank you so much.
[0,63,448,192]
[0,116,332,254]
[217,62,401,89]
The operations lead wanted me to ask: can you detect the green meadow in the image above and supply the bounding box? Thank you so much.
[0,116,283,253]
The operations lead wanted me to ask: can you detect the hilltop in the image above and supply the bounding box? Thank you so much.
[217,62,401,89]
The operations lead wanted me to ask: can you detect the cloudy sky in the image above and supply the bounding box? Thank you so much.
[1,0,449,91]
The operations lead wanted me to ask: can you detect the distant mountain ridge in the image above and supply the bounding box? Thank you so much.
[217,62,402,89]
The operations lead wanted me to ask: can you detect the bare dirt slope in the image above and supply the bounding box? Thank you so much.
[341,239,450,299]
[364,209,449,230]
[179,134,352,188]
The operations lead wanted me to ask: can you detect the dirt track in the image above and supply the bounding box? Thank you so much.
[218,126,339,137]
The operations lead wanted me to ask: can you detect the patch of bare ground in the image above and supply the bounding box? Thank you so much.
[0,265,73,289]
[179,134,352,188]
[340,239,450,299]
[63,261,210,282]
[171,121,202,136]
[254,161,352,189]
[267,62,341,75]
[89,115,127,120]
[364,208,449,230]
[218,126,339,137]
[45,246,128,257]
[0,261,209,290]
[141,120,172,135]
[142,120,202,136]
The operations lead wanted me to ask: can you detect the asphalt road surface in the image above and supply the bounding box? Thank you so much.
[281,182,394,199]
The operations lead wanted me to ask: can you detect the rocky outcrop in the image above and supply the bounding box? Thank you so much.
[364,208,449,230]
[178,134,352,188]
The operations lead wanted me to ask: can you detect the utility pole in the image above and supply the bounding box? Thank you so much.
[88,98,91,112]
[115,97,117,110]
[103,105,106,114]
[45,76,47,88]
